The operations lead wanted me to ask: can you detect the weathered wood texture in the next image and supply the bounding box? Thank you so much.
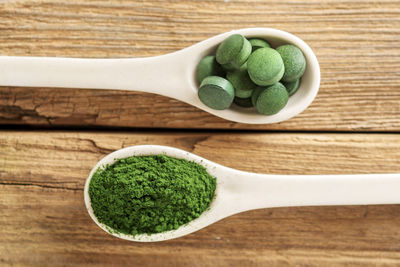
[2,131,400,266]
[0,0,399,130]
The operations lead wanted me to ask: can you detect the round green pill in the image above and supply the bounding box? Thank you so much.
[276,44,306,82]
[255,82,288,115]
[283,78,301,96]
[233,97,253,108]
[226,65,257,98]
[198,76,234,110]
[196,55,225,84]
[249,38,271,51]
[247,47,285,86]
[251,86,265,107]
[221,62,238,71]
[216,34,251,70]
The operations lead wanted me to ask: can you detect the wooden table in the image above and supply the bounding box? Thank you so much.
[1,1,400,266]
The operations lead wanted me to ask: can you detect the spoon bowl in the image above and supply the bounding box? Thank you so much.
[84,145,400,242]
[84,145,232,242]
[0,28,320,124]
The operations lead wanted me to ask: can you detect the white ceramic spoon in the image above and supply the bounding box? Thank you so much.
[84,145,400,242]
[0,28,320,124]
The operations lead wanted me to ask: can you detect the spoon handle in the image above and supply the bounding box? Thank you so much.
[228,172,400,211]
[0,55,192,99]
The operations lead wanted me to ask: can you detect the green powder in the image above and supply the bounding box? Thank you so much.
[88,155,217,236]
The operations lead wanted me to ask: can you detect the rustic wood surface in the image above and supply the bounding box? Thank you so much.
[0,0,399,130]
[1,131,400,266]
[1,0,400,266]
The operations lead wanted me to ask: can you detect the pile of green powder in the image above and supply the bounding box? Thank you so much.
[89,155,217,236]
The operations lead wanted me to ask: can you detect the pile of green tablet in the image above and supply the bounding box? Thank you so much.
[196,34,306,115]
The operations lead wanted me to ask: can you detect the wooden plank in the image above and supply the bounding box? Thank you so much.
[1,131,400,266]
[0,0,399,130]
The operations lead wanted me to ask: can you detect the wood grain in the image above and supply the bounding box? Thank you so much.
[2,131,400,266]
[0,0,399,130]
